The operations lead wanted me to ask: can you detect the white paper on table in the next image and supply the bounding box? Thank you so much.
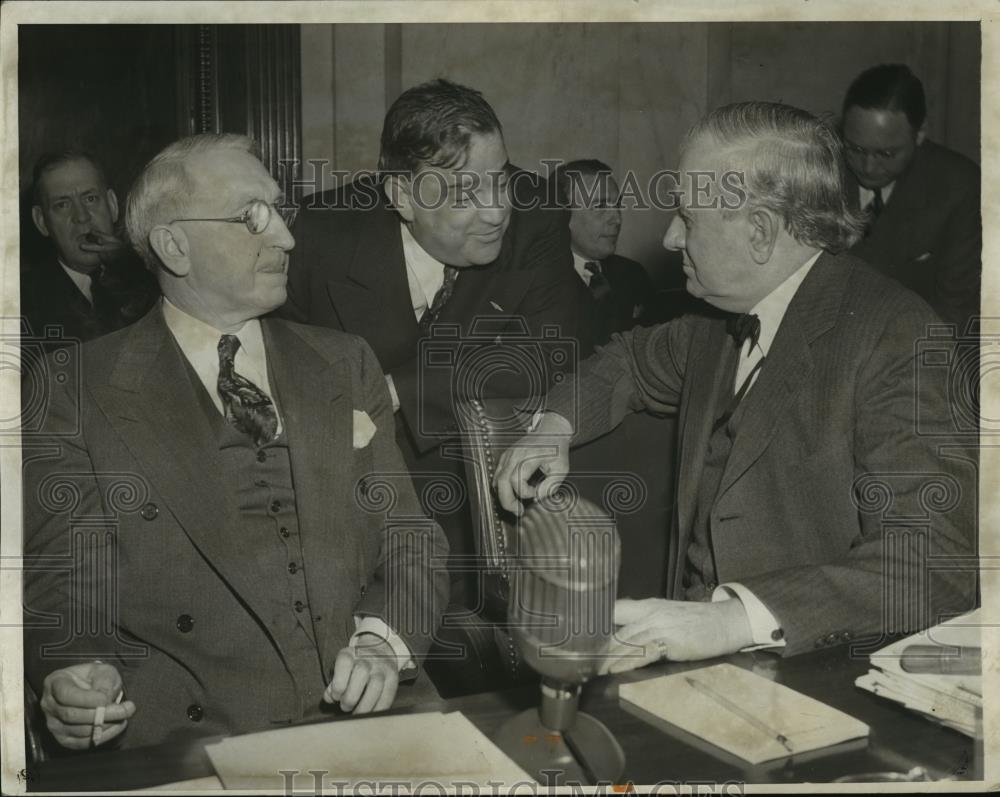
[205,711,533,790]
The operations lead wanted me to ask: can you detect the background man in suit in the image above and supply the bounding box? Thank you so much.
[552,158,656,351]
[23,151,157,342]
[23,134,448,752]
[551,158,675,599]
[841,64,980,330]
[281,79,579,603]
[496,102,975,671]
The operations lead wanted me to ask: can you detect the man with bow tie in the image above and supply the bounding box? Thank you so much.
[495,102,976,669]
[22,133,449,754]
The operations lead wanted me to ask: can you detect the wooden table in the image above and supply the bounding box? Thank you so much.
[28,646,981,791]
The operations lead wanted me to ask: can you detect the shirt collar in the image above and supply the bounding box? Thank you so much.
[747,250,822,357]
[57,259,95,304]
[400,222,446,309]
[161,296,266,377]
[859,181,895,207]
[571,252,596,284]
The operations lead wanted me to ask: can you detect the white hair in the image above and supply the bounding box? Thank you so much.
[125,133,256,270]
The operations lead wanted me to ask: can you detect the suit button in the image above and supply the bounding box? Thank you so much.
[771,628,785,642]
[257,450,267,463]
[255,479,268,488]
[294,600,305,613]
[140,502,158,521]
[706,581,718,591]
[360,584,367,596]
[270,500,281,513]
[176,614,194,633]
[279,527,290,538]
[186,704,203,722]
[288,562,298,574]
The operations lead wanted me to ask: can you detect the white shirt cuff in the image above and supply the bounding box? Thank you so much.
[384,374,401,413]
[711,582,786,650]
[351,616,415,672]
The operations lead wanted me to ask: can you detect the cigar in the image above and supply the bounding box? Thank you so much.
[899,645,981,675]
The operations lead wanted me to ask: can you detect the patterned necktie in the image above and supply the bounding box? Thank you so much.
[217,334,278,447]
[419,266,460,333]
[584,261,612,301]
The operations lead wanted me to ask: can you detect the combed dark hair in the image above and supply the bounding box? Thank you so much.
[551,159,613,207]
[686,101,866,253]
[842,64,926,131]
[31,150,107,205]
[378,79,503,175]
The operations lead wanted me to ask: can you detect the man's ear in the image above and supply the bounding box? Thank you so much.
[148,224,191,277]
[107,189,120,225]
[747,207,779,265]
[384,175,415,223]
[915,122,927,147]
[31,206,50,238]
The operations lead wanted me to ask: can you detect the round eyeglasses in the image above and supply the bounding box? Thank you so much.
[170,199,298,234]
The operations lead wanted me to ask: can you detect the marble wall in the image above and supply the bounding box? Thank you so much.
[301,22,979,283]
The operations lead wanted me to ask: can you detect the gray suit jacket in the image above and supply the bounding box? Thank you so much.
[23,306,449,748]
[548,252,976,654]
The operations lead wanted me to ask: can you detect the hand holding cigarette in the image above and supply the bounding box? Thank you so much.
[39,661,136,750]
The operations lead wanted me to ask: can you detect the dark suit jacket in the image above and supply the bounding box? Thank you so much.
[279,175,580,455]
[20,254,158,344]
[848,139,980,330]
[574,253,655,352]
[22,307,449,748]
[548,252,976,654]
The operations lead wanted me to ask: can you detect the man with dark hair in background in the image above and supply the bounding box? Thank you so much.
[551,159,656,352]
[841,63,980,330]
[23,151,158,342]
[280,79,579,609]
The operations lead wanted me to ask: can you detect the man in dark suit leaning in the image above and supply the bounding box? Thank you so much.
[842,64,980,330]
[23,133,449,752]
[496,102,976,670]
[23,151,158,343]
[551,158,656,352]
[280,79,579,599]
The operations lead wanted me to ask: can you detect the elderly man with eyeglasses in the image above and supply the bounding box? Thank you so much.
[22,133,449,754]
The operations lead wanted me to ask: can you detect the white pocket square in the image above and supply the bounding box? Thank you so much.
[353,410,377,449]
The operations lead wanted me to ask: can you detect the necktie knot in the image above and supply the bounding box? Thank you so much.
[218,333,241,368]
[584,261,612,301]
[726,313,761,349]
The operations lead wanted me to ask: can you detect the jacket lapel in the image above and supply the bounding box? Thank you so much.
[263,321,354,661]
[325,200,419,350]
[717,253,845,498]
[670,319,737,593]
[93,309,283,635]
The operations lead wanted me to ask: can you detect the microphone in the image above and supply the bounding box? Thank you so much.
[493,491,625,784]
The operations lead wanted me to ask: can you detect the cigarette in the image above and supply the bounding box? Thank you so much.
[91,690,124,747]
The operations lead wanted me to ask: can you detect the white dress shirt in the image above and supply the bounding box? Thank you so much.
[713,250,822,649]
[59,259,95,304]
[160,298,413,670]
[400,222,446,322]
[572,252,597,286]
[858,181,895,212]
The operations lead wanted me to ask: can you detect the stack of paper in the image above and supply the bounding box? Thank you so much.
[855,610,982,738]
[620,662,869,764]
[205,711,531,790]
